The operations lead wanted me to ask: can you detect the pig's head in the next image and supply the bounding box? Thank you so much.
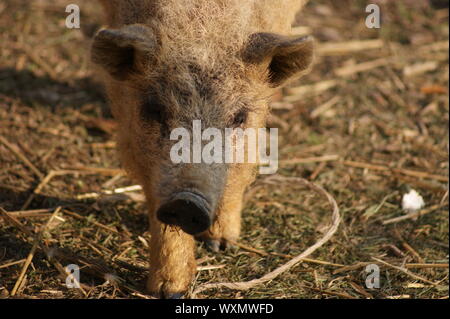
[91,23,313,235]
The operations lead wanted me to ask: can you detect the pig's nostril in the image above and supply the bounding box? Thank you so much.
[164,211,178,223]
[156,192,212,235]
[191,216,201,225]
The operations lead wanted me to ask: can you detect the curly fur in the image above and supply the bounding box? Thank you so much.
[93,0,311,298]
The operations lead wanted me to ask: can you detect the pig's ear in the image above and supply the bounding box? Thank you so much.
[242,33,314,87]
[91,24,157,81]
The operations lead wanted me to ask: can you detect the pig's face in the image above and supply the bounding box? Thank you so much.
[91,24,313,235]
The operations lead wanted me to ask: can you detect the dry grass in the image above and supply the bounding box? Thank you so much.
[0,0,448,299]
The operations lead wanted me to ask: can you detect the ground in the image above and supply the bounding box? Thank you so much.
[0,0,448,299]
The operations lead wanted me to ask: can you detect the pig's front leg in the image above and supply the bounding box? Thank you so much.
[196,166,254,251]
[196,188,244,252]
[147,212,196,298]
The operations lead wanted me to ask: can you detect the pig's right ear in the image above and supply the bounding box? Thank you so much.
[91,24,157,81]
[242,32,314,88]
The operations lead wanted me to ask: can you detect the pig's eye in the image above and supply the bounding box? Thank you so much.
[231,109,248,127]
[140,98,164,123]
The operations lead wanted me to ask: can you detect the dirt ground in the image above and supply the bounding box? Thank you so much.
[0,0,448,299]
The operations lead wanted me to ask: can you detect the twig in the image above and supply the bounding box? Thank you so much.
[10,245,38,296]
[62,209,118,234]
[386,294,411,299]
[392,168,448,183]
[280,154,340,165]
[113,259,148,272]
[317,39,384,56]
[47,247,147,296]
[310,96,340,118]
[403,61,438,77]
[0,259,26,269]
[440,190,449,205]
[227,239,344,267]
[0,207,88,297]
[5,208,53,218]
[197,265,226,271]
[418,40,449,53]
[406,263,448,269]
[342,160,449,182]
[333,261,449,274]
[284,79,339,101]
[310,161,327,181]
[21,170,58,210]
[62,167,124,176]
[333,262,370,274]
[75,185,142,200]
[335,58,391,77]
[21,168,125,210]
[191,175,340,297]
[383,244,407,258]
[382,203,446,225]
[349,281,373,299]
[0,135,44,179]
[342,160,390,171]
[392,229,424,264]
[372,257,440,285]
[11,207,62,296]
[0,207,35,236]
[89,141,117,149]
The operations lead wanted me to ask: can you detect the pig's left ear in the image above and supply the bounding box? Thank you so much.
[91,24,157,81]
[242,33,314,87]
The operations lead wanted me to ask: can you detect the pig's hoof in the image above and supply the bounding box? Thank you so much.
[201,237,237,252]
[150,290,186,299]
[147,277,189,299]
[204,238,221,252]
[221,239,238,251]
[164,292,185,299]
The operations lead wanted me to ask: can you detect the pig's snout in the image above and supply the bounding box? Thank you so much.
[156,192,212,235]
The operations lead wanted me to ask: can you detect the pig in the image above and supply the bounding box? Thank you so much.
[91,0,314,298]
